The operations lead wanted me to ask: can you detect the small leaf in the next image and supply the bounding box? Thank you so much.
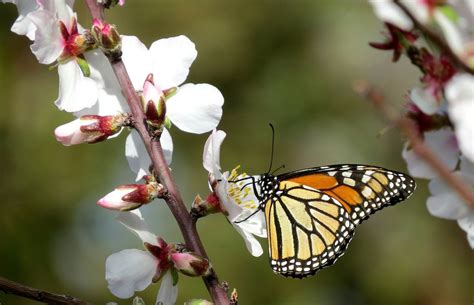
[438,6,459,22]
[76,56,91,77]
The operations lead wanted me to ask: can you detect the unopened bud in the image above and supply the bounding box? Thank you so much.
[55,114,126,146]
[190,193,222,219]
[171,252,211,277]
[142,74,167,128]
[97,182,164,211]
[92,19,121,59]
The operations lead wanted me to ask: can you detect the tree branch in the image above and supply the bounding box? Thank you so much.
[0,276,89,305]
[354,80,474,208]
[83,1,230,304]
[393,0,474,75]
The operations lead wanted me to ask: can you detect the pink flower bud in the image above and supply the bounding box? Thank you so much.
[92,19,121,57]
[98,182,164,211]
[54,114,125,146]
[171,252,210,277]
[142,74,167,128]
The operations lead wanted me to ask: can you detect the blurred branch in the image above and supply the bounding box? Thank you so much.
[393,0,474,75]
[354,80,474,208]
[83,1,230,304]
[0,276,89,305]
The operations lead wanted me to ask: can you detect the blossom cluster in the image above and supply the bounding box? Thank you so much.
[2,0,265,303]
[370,0,474,248]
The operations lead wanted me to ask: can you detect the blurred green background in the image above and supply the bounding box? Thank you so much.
[0,1,471,305]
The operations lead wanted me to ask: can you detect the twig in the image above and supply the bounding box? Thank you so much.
[0,276,89,305]
[83,1,230,304]
[354,80,474,208]
[393,0,474,75]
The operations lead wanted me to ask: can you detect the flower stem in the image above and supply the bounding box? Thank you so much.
[83,1,230,304]
[354,80,474,208]
[393,0,474,75]
[0,276,89,305]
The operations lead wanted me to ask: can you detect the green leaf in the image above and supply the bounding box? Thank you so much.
[76,57,91,77]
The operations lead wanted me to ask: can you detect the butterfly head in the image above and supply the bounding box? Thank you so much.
[256,173,279,204]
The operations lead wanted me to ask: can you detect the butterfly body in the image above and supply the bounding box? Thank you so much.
[248,164,416,278]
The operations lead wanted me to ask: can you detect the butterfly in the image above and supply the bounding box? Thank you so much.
[235,164,416,278]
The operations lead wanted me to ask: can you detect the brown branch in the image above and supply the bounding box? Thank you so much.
[83,1,229,304]
[0,276,89,305]
[354,80,474,208]
[393,0,474,75]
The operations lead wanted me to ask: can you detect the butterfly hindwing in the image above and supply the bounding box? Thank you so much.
[279,164,416,224]
[265,181,355,278]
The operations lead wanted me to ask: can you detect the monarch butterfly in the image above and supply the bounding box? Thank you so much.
[245,164,416,278]
[233,130,416,278]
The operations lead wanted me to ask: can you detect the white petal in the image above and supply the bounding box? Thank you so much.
[434,9,465,55]
[427,192,470,219]
[150,35,197,89]
[125,130,151,181]
[446,74,474,162]
[28,10,62,64]
[460,156,474,183]
[237,210,267,238]
[232,223,264,257]
[167,83,224,134]
[161,128,173,165]
[203,129,226,174]
[369,0,413,30]
[156,271,178,305]
[121,36,152,90]
[457,212,474,249]
[116,210,158,246]
[9,0,40,39]
[105,249,157,299]
[427,175,470,220]
[410,87,439,115]
[216,177,244,221]
[403,0,430,23]
[56,60,98,112]
[402,129,459,179]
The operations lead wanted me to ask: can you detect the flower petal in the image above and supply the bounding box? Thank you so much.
[125,130,151,181]
[167,83,224,134]
[9,0,40,39]
[150,35,197,89]
[161,128,173,165]
[27,10,63,64]
[203,129,226,174]
[105,249,157,299]
[232,223,264,257]
[410,87,438,115]
[369,0,413,30]
[121,35,152,90]
[457,212,474,249]
[427,177,470,219]
[55,60,98,112]
[402,129,459,179]
[445,74,474,162]
[116,210,158,246]
[156,271,178,305]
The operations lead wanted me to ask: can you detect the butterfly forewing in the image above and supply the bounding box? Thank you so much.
[279,164,416,224]
[265,181,355,278]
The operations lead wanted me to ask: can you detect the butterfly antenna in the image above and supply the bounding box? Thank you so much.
[271,164,285,175]
[267,123,275,174]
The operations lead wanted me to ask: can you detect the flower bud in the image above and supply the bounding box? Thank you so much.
[54,114,126,146]
[142,74,167,128]
[97,182,164,211]
[171,252,211,277]
[92,19,121,59]
[190,193,222,219]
